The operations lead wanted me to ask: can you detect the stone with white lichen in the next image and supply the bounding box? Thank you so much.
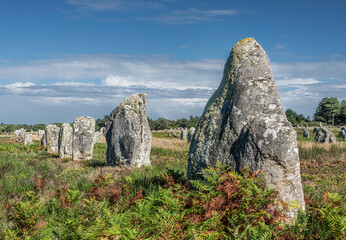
[58,123,73,159]
[106,93,152,168]
[72,117,95,160]
[187,38,305,221]
[45,124,60,153]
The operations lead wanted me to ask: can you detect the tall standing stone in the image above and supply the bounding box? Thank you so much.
[45,124,60,153]
[18,128,26,142]
[72,117,95,161]
[188,127,195,143]
[188,38,305,220]
[106,93,152,168]
[24,134,33,145]
[58,123,73,159]
[315,128,336,143]
[181,129,187,141]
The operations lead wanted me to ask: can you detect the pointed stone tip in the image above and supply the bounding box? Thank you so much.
[236,37,255,46]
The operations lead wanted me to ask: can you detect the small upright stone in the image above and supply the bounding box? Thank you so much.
[18,128,26,142]
[315,128,336,143]
[93,131,104,144]
[58,123,73,159]
[188,127,195,143]
[106,94,152,168]
[303,129,310,138]
[181,129,187,141]
[14,130,20,138]
[313,127,318,134]
[38,130,45,136]
[338,130,345,138]
[24,134,33,145]
[188,38,305,221]
[319,122,323,127]
[45,124,60,153]
[73,117,95,161]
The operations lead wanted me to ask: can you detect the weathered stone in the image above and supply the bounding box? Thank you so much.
[18,128,26,142]
[58,123,73,159]
[188,127,195,143]
[188,38,305,220]
[167,132,171,137]
[338,130,345,138]
[181,129,187,141]
[72,117,95,161]
[315,128,336,143]
[303,129,310,138]
[24,134,33,145]
[14,130,20,138]
[319,122,323,127]
[45,124,60,153]
[41,133,47,147]
[38,130,45,136]
[106,93,152,168]
[99,127,106,137]
[313,127,318,134]
[93,131,104,144]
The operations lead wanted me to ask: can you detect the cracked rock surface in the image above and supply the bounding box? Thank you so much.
[188,38,305,221]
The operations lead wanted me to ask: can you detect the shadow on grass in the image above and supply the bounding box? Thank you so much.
[83,159,107,168]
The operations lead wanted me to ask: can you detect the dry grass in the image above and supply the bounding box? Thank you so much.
[152,137,189,151]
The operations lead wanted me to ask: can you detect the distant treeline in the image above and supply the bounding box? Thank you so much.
[1,97,344,133]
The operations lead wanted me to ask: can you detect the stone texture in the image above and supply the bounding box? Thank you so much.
[315,128,336,143]
[58,123,73,159]
[45,124,60,153]
[99,127,106,136]
[73,117,95,161]
[181,129,187,141]
[303,129,310,138]
[18,128,26,142]
[41,133,47,147]
[38,130,45,136]
[338,130,345,138]
[106,93,152,168]
[93,131,104,144]
[313,127,318,134]
[24,134,33,145]
[188,127,195,143]
[14,130,20,138]
[188,38,305,220]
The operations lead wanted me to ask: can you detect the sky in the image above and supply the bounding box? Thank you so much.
[0,0,345,124]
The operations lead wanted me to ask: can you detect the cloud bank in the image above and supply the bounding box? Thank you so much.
[0,54,345,124]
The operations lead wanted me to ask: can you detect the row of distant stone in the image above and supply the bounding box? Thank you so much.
[15,117,105,160]
[301,126,346,143]
[165,127,195,142]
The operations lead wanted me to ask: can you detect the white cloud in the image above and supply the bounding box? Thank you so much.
[4,82,35,88]
[102,75,138,87]
[141,8,239,24]
[275,78,320,87]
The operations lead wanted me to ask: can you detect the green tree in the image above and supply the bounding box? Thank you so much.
[314,97,340,125]
[337,100,346,125]
[285,109,298,125]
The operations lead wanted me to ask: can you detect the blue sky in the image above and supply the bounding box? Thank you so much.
[0,0,345,124]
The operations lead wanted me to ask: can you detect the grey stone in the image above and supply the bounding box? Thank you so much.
[187,38,305,220]
[319,122,323,127]
[38,130,45,136]
[99,127,106,137]
[41,133,47,147]
[24,134,33,145]
[303,129,310,138]
[106,93,152,168]
[315,128,336,143]
[93,131,104,144]
[18,128,26,142]
[58,123,73,159]
[167,132,171,137]
[188,127,195,143]
[14,130,20,138]
[338,130,345,138]
[45,124,60,153]
[313,127,318,134]
[181,129,187,141]
[73,117,95,161]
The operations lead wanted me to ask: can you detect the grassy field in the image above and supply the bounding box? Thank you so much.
[0,132,345,239]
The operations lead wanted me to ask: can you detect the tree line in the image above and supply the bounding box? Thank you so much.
[1,97,344,133]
